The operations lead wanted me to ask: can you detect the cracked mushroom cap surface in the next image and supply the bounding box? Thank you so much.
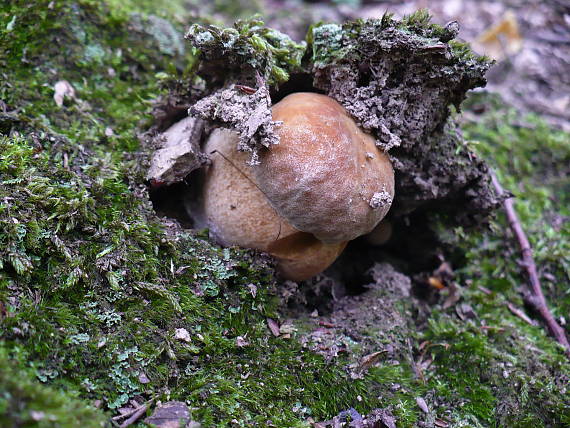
[197,128,346,281]
[254,92,395,244]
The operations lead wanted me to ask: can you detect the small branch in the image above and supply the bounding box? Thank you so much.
[119,402,149,428]
[490,171,570,357]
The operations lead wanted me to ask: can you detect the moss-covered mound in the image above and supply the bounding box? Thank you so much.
[1,1,569,427]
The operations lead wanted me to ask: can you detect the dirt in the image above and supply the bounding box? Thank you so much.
[190,78,280,164]
[295,263,413,367]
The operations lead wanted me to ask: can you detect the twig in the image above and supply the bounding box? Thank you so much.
[506,302,536,326]
[119,402,149,428]
[490,170,570,357]
[112,398,154,424]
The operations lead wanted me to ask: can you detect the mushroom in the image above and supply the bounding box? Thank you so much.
[192,92,394,280]
[254,93,394,243]
[194,128,347,281]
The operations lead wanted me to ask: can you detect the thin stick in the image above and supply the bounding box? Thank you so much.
[119,403,149,428]
[490,170,570,357]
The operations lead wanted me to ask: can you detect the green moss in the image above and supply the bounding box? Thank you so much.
[0,345,107,427]
[1,1,568,426]
[422,95,570,426]
[186,16,306,85]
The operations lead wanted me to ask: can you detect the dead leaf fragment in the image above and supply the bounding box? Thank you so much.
[267,318,280,337]
[247,283,257,298]
[30,411,46,421]
[429,277,445,290]
[236,336,249,347]
[138,372,150,384]
[456,303,477,321]
[174,328,191,343]
[475,10,523,60]
[358,351,386,372]
[53,80,75,107]
[416,397,429,414]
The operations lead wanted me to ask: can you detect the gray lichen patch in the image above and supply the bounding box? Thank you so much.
[189,80,280,163]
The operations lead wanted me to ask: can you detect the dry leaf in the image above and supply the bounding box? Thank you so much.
[144,401,196,428]
[429,277,446,290]
[358,351,386,372]
[247,283,257,298]
[267,318,280,337]
[236,336,249,347]
[416,397,429,414]
[174,328,191,343]
[475,11,523,60]
[53,80,75,107]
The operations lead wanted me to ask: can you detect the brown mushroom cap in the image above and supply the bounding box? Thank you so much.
[254,92,395,244]
[198,128,346,281]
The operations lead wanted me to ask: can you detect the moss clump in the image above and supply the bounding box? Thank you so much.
[420,95,570,426]
[186,16,306,85]
[0,345,107,428]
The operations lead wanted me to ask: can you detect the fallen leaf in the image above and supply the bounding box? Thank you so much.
[267,318,280,337]
[358,351,386,372]
[174,328,191,343]
[475,11,523,60]
[236,336,249,347]
[318,320,336,328]
[247,283,257,298]
[442,282,461,309]
[30,411,45,421]
[144,401,196,428]
[416,397,429,414]
[456,303,477,321]
[53,80,75,107]
[138,372,150,384]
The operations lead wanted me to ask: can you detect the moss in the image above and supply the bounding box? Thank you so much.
[421,94,570,426]
[186,16,306,85]
[0,1,393,425]
[1,1,568,426]
[0,345,107,427]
